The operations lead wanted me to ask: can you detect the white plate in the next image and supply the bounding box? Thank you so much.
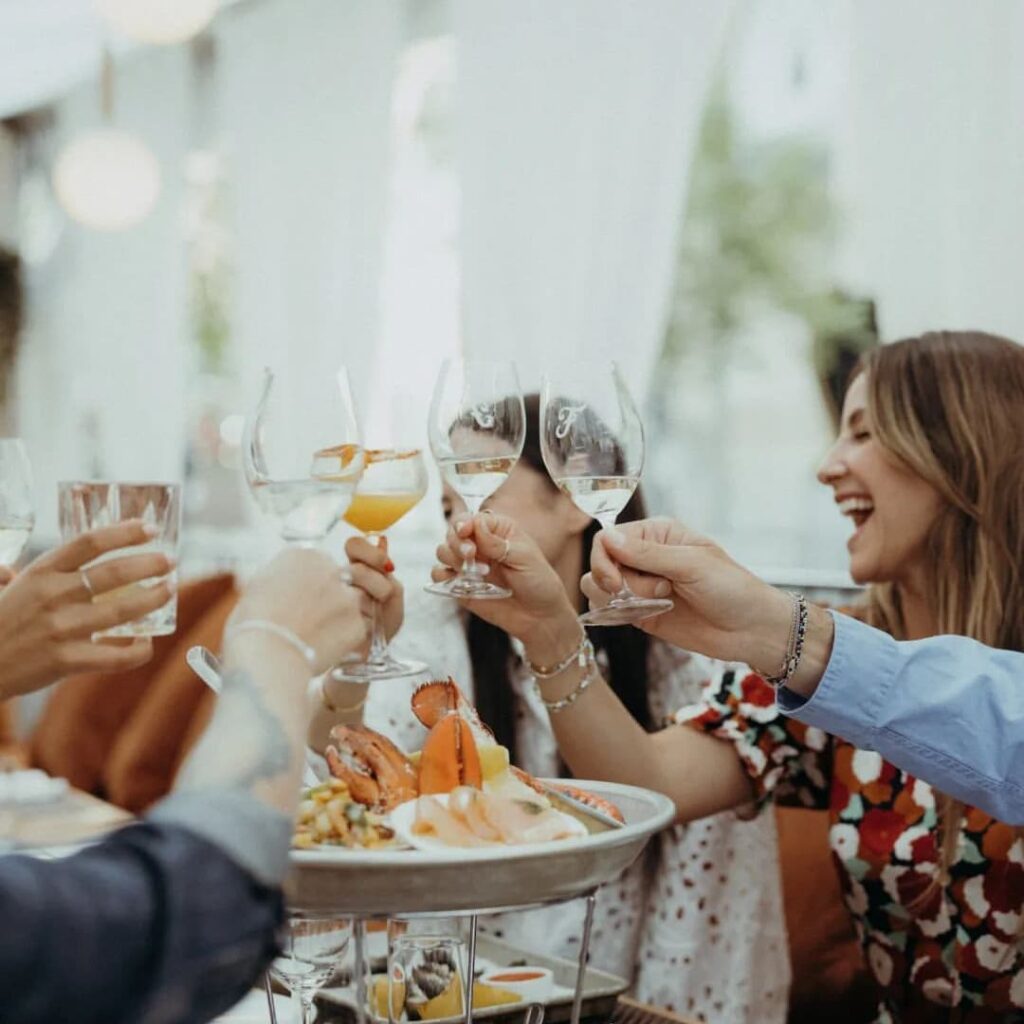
[388,793,587,853]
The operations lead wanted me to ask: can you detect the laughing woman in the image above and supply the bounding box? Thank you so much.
[434,333,1024,1023]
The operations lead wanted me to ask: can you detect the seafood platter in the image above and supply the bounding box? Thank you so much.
[286,679,675,916]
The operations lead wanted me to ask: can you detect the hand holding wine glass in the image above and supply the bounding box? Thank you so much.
[243,366,365,545]
[426,358,525,600]
[540,361,673,626]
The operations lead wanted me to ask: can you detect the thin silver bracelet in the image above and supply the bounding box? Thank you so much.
[763,594,809,688]
[225,619,317,669]
[523,630,589,679]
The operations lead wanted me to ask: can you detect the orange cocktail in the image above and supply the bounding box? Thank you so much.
[334,449,428,682]
[344,493,423,534]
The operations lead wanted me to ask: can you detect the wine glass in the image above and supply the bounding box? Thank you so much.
[333,448,429,681]
[242,367,365,546]
[0,439,34,567]
[426,358,525,600]
[271,914,351,1024]
[540,361,673,626]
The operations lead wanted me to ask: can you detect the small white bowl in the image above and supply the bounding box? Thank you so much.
[479,966,554,1003]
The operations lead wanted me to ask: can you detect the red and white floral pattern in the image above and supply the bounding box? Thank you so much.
[680,667,1024,1023]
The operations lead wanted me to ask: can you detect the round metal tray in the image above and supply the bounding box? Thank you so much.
[286,780,675,916]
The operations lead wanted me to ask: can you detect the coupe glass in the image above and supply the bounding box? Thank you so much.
[271,914,352,1024]
[0,439,34,566]
[334,448,429,681]
[540,361,673,626]
[426,358,525,599]
[242,366,365,546]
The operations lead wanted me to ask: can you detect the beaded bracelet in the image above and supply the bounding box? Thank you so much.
[763,593,809,688]
[535,660,598,713]
[529,636,598,713]
[224,619,318,669]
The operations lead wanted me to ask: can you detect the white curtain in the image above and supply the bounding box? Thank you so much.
[219,0,402,428]
[454,0,734,399]
[15,0,402,542]
[833,0,1024,343]
[16,45,193,540]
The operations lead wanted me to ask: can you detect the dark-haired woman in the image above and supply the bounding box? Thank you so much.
[314,397,788,1023]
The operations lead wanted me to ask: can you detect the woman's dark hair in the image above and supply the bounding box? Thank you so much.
[466,394,651,766]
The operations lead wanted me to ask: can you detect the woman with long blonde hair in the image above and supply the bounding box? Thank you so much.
[433,331,1024,1021]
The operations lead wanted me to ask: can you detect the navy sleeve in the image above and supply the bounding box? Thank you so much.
[0,821,283,1024]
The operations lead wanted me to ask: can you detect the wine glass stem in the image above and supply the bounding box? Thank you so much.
[595,515,633,602]
[300,991,316,1024]
[458,500,483,580]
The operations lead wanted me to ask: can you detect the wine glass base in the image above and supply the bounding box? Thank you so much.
[579,597,673,627]
[424,577,512,600]
[330,655,428,683]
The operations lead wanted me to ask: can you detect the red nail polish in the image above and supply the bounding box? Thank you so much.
[384,560,395,573]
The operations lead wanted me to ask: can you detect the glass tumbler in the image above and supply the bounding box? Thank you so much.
[387,919,468,1024]
[58,481,181,637]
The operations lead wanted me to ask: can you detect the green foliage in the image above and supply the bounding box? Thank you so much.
[659,83,873,368]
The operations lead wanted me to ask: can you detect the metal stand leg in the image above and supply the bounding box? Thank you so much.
[263,972,279,1024]
[464,915,479,1024]
[354,918,368,1024]
[570,892,598,1024]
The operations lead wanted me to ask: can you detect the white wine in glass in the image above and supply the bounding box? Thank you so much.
[427,358,525,599]
[541,361,673,626]
[0,439,34,566]
[243,368,365,545]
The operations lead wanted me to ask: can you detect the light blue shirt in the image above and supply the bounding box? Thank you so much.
[777,610,1024,825]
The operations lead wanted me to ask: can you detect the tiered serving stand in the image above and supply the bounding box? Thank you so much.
[272,781,675,1024]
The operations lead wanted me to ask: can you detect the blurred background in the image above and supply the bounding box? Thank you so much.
[1,0,1022,588]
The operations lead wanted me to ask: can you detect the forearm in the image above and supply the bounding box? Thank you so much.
[169,635,311,885]
[0,823,281,1024]
[779,612,1024,823]
[524,619,753,822]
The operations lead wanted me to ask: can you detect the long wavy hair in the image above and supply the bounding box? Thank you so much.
[853,331,1024,895]
[466,394,651,765]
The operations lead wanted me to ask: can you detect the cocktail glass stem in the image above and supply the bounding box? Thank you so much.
[364,533,390,667]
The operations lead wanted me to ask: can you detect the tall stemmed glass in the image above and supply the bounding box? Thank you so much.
[334,448,429,680]
[540,361,673,626]
[271,915,351,1024]
[427,358,525,600]
[242,367,365,545]
[0,439,34,566]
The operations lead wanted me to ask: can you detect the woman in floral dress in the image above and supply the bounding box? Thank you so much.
[432,332,1024,1022]
[318,395,789,1024]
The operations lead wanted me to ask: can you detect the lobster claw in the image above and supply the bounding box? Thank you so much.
[418,715,483,794]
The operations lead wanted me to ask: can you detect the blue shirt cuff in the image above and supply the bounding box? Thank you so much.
[776,609,899,750]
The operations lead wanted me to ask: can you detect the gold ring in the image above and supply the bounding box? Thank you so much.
[499,538,511,564]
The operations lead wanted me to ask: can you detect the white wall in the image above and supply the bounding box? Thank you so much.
[834,0,1024,343]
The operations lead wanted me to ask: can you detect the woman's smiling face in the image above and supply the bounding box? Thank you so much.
[817,372,944,586]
